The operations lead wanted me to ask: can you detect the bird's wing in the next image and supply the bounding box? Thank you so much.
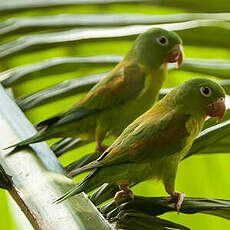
[36,63,145,128]
[75,62,146,110]
[38,62,146,128]
[98,109,190,167]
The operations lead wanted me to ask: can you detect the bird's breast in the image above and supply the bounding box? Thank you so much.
[137,64,167,103]
[181,116,204,158]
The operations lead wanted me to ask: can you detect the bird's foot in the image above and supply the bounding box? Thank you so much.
[167,191,186,213]
[114,184,134,206]
[95,138,108,153]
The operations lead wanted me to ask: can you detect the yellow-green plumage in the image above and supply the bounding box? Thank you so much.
[6,27,183,151]
[95,63,167,141]
[56,78,226,208]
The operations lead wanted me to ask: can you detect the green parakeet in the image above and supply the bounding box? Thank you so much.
[55,78,226,211]
[6,28,183,152]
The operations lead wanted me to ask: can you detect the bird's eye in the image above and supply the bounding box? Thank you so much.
[200,86,212,97]
[156,36,168,46]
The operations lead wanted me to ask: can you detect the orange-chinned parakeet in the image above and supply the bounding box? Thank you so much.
[6,28,183,152]
[55,78,226,211]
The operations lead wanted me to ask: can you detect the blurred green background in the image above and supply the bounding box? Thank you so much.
[1,0,230,229]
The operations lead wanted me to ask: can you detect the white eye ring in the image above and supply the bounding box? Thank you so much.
[200,86,212,97]
[156,36,168,46]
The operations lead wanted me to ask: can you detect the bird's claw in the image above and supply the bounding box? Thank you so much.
[114,185,134,206]
[175,193,186,213]
[167,191,186,213]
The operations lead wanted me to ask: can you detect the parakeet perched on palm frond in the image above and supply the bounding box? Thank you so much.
[56,78,226,211]
[5,28,183,152]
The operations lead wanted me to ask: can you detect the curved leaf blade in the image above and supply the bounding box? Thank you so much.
[177,59,230,80]
[1,13,230,37]
[0,55,121,87]
[114,212,190,230]
[1,20,230,59]
[50,137,90,157]
[16,73,107,111]
[2,56,230,89]
[0,0,147,16]
[100,196,230,221]
[185,116,230,159]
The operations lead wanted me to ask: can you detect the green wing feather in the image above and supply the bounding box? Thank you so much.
[100,109,189,164]
[6,62,146,149]
[38,61,146,128]
[69,107,190,176]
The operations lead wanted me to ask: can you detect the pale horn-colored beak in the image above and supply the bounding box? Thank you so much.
[166,44,184,68]
[207,97,226,123]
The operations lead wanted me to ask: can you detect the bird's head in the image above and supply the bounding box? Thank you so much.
[126,27,183,69]
[171,78,226,122]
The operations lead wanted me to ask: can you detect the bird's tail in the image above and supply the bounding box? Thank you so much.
[3,129,57,150]
[55,169,101,204]
[67,160,100,177]
[67,150,111,177]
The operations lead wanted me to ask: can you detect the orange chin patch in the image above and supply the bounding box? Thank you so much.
[203,114,208,120]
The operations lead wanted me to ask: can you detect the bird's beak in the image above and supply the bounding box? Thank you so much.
[207,97,226,122]
[165,44,184,68]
